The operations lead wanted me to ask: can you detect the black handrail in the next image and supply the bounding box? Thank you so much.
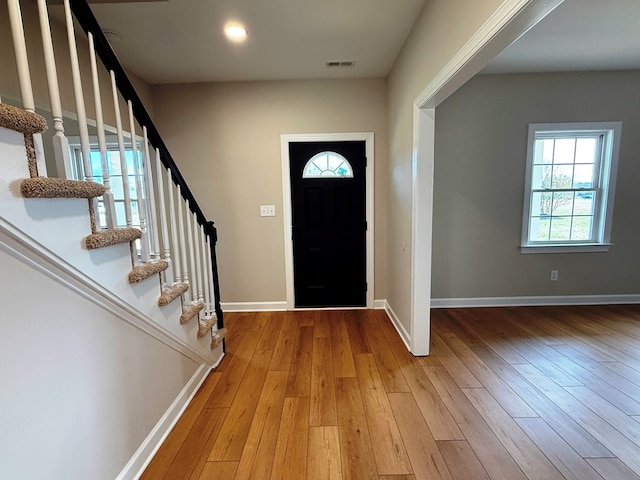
[69,0,224,331]
[69,0,210,233]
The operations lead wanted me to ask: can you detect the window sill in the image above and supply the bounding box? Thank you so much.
[520,243,612,254]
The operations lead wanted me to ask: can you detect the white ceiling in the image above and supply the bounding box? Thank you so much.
[55,0,640,85]
[483,0,640,74]
[78,0,427,84]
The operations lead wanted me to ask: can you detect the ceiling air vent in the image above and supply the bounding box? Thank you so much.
[325,61,356,68]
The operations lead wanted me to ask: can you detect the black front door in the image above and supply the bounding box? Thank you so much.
[290,141,366,307]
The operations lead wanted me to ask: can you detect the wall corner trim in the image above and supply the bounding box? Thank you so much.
[383,300,411,350]
[415,0,563,108]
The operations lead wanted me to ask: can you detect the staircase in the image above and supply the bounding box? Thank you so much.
[0,102,225,350]
[0,0,226,478]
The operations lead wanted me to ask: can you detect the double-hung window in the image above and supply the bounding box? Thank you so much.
[69,136,144,229]
[521,122,621,253]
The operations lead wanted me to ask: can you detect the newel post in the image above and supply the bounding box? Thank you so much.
[206,220,224,332]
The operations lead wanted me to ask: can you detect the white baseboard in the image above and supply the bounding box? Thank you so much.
[431,294,640,309]
[116,354,223,480]
[382,300,411,350]
[221,301,288,312]
[222,299,389,312]
[373,299,386,309]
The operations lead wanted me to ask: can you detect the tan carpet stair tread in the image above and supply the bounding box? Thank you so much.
[0,103,47,134]
[85,228,142,250]
[21,177,106,199]
[128,260,169,284]
[180,301,205,325]
[197,315,217,339]
[210,328,227,350]
[158,283,189,306]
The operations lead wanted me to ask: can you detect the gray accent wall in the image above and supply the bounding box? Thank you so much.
[433,71,640,299]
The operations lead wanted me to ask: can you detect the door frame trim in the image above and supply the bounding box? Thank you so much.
[406,0,564,355]
[280,132,375,310]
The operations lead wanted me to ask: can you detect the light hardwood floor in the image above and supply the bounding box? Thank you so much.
[142,305,640,479]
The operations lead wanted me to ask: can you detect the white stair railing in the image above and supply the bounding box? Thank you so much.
[5,0,224,340]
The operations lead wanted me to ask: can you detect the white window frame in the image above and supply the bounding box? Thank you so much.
[521,121,622,254]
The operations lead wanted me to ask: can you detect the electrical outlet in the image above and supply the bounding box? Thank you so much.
[550,269,559,281]
[260,205,276,217]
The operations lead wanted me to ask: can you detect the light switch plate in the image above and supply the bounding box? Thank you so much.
[260,205,276,217]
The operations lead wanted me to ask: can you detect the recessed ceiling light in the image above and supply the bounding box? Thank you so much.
[224,23,248,43]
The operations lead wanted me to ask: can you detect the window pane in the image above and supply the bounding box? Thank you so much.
[575,137,597,164]
[549,216,571,241]
[535,192,553,216]
[128,175,139,199]
[573,164,595,188]
[115,202,127,227]
[551,165,573,189]
[131,201,140,226]
[530,216,550,241]
[89,151,103,177]
[553,138,576,164]
[305,162,322,177]
[542,139,554,164]
[532,165,552,189]
[551,192,573,216]
[126,151,137,174]
[303,151,353,178]
[570,216,593,241]
[573,194,595,216]
[111,176,124,200]
[108,151,122,175]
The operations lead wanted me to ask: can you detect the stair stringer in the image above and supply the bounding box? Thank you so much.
[0,125,220,362]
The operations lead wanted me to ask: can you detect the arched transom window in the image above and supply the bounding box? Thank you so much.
[302,151,354,178]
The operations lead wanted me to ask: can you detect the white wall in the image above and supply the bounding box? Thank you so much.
[433,71,640,299]
[386,0,507,331]
[0,246,200,479]
[152,79,389,304]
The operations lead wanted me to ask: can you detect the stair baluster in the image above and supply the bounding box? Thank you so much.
[109,71,134,229]
[127,100,149,263]
[142,128,160,262]
[177,187,190,299]
[155,156,173,285]
[167,169,182,284]
[185,198,198,304]
[62,0,96,229]
[88,32,116,229]
[192,212,204,304]
[36,0,71,179]
[7,0,46,177]
[201,226,212,314]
